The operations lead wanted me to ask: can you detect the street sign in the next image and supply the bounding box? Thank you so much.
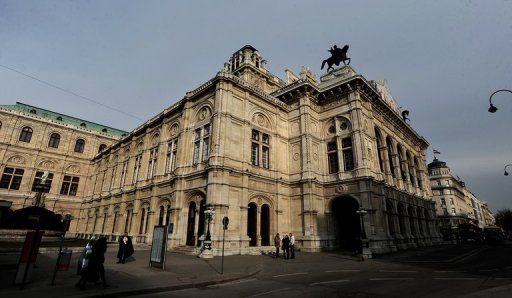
[222,216,229,230]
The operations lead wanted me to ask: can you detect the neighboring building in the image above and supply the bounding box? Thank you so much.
[78,45,441,256]
[0,102,127,231]
[481,202,496,226]
[428,157,489,235]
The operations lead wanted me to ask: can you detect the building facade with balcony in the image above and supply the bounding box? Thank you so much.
[428,157,489,239]
[77,46,441,255]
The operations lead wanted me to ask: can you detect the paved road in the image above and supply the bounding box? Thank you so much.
[136,244,512,298]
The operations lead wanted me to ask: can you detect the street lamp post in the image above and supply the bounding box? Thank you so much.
[203,207,215,251]
[488,89,512,113]
[504,164,512,176]
[356,206,367,257]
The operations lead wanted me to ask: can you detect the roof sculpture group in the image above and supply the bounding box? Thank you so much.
[321,44,351,72]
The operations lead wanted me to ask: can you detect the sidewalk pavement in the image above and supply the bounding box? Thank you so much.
[0,245,262,298]
[1,244,511,298]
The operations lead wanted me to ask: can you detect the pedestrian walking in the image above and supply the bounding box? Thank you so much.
[282,234,290,259]
[274,233,281,258]
[77,236,95,275]
[117,232,134,264]
[90,237,109,288]
[76,236,98,290]
[289,233,295,259]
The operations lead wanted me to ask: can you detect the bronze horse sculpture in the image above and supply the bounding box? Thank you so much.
[321,44,351,72]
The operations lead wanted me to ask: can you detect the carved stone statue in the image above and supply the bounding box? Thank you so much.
[321,44,351,72]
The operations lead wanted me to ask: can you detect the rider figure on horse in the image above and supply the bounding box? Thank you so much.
[321,44,351,72]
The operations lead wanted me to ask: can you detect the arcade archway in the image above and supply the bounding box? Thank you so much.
[331,196,361,250]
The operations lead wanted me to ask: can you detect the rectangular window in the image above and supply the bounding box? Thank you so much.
[60,175,79,196]
[133,155,142,183]
[440,198,446,206]
[327,141,339,174]
[252,130,259,141]
[147,148,158,179]
[0,167,24,190]
[165,139,178,173]
[120,160,128,187]
[202,136,209,161]
[110,165,117,189]
[193,141,200,164]
[341,137,354,171]
[193,125,210,165]
[250,130,270,168]
[262,146,269,168]
[171,140,178,171]
[449,198,454,205]
[251,143,259,165]
[31,171,54,193]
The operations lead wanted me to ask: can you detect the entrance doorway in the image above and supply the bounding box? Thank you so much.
[248,203,257,246]
[186,202,196,246]
[331,196,361,250]
[260,204,270,246]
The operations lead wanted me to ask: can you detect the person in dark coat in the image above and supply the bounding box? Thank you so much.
[90,237,109,288]
[117,232,134,264]
[273,233,281,258]
[282,234,290,259]
[76,237,108,290]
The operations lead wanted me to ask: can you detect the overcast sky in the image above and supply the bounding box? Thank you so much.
[1,0,511,212]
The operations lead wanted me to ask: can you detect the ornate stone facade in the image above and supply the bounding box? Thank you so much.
[77,46,441,255]
[0,103,127,231]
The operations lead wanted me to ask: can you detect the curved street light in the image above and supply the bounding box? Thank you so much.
[488,89,512,113]
[504,164,512,176]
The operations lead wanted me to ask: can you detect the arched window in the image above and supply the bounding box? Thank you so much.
[98,144,107,153]
[139,208,146,234]
[397,145,406,181]
[19,127,33,142]
[166,205,171,226]
[414,157,423,189]
[375,129,384,172]
[48,133,60,148]
[386,137,395,178]
[406,151,415,186]
[74,139,85,153]
[158,206,165,226]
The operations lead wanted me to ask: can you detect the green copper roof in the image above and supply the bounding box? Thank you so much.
[0,102,128,138]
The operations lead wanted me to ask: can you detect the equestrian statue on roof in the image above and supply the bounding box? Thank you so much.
[321,44,351,72]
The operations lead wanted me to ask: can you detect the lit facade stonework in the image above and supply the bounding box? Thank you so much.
[78,46,441,255]
[0,103,127,231]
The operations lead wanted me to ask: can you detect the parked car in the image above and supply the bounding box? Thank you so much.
[483,226,505,245]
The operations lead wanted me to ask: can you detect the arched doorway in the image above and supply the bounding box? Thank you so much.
[260,204,270,246]
[186,202,196,245]
[247,203,257,246]
[331,196,360,250]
